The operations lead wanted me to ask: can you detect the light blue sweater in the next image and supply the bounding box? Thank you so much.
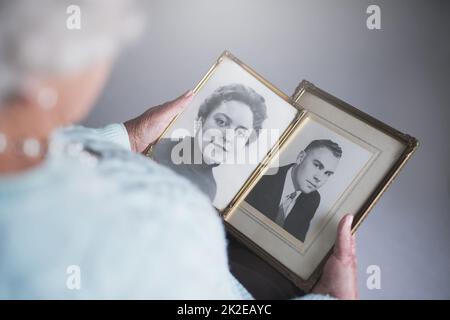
[0,124,330,300]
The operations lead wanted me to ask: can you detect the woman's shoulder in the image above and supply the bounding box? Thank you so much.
[0,128,233,298]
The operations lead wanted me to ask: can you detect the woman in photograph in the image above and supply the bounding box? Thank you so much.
[152,83,268,202]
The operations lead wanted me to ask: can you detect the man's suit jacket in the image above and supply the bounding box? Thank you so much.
[245,164,320,242]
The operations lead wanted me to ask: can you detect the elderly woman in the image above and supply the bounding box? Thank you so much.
[0,0,357,299]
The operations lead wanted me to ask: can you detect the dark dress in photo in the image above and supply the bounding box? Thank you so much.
[151,136,218,201]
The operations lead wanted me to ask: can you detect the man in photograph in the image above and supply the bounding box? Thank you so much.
[246,139,342,242]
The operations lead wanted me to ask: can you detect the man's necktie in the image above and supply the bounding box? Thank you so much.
[274,191,297,227]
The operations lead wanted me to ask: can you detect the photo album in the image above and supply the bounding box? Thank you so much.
[146,51,418,291]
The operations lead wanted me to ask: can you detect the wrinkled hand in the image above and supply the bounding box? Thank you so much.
[312,214,358,299]
[124,90,194,153]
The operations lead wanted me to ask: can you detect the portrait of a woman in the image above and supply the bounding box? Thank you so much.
[152,83,268,203]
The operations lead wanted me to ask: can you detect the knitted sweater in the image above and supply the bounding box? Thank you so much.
[0,123,330,300]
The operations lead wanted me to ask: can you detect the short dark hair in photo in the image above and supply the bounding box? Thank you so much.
[304,139,343,158]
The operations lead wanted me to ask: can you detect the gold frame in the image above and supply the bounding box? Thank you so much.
[146,50,307,217]
[293,80,418,234]
[146,51,418,292]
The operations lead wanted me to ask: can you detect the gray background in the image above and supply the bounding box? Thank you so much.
[84,0,450,299]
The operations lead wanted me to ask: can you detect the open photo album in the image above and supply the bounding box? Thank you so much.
[146,51,418,291]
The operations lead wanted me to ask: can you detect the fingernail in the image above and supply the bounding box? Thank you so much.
[347,215,353,228]
[185,90,194,97]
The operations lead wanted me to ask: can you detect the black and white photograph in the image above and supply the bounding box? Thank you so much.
[150,53,299,210]
[245,115,374,248]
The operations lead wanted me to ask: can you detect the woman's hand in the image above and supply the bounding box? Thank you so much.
[124,90,194,153]
[312,214,359,299]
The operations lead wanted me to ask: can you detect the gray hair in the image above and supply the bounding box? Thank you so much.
[0,0,145,103]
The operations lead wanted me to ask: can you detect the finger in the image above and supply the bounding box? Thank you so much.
[161,90,194,117]
[179,89,194,100]
[351,234,357,257]
[334,214,353,260]
[171,90,194,108]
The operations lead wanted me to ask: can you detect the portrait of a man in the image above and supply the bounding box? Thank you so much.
[245,139,343,242]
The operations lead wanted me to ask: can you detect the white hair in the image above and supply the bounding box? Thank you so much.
[0,0,145,103]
